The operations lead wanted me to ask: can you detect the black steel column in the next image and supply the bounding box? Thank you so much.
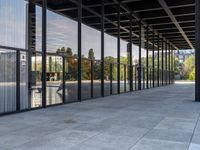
[168,43,171,84]
[78,0,82,101]
[101,0,105,97]
[16,51,20,111]
[157,34,160,87]
[110,63,113,94]
[171,45,173,84]
[62,57,65,103]
[172,49,176,83]
[152,31,155,87]
[117,4,120,94]
[161,38,164,86]
[165,41,168,85]
[91,60,94,98]
[129,13,133,91]
[124,64,126,92]
[138,21,142,90]
[42,0,47,107]
[146,28,149,88]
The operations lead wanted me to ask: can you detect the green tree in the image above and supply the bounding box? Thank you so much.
[88,48,95,60]
[189,68,195,80]
[66,47,73,56]
[183,55,195,79]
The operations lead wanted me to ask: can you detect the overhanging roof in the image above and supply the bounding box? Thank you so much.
[34,0,195,50]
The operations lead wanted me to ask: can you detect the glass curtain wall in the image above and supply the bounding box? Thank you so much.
[105,34,118,94]
[141,26,146,89]
[82,23,101,99]
[120,40,128,93]
[46,1,78,104]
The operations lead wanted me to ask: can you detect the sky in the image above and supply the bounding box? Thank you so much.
[0,0,146,60]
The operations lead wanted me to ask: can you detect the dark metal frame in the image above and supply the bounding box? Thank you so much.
[0,0,183,116]
[152,31,155,87]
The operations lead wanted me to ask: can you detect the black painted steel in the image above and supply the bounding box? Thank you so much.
[168,43,171,84]
[157,35,160,87]
[129,13,133,91]
[117,4,120,94]
[146,28,149,89]
[161,38,164,85]
[42,0,47,107]
[78,0,82,101]
[63,57,65,103]
[138,21,142,90]
[101,0,105,97]
[195,0,200,100]
[152,31,155,87]
[16,51,20,111]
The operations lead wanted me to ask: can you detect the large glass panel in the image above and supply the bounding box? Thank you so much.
[0,49,16,113]
[112,63,118,94]
[65,57,78,102]
[82,23,101,99]
[81,59,91,100]
[31,53,42,108]
[120,64,125,93]
[93,60,101,98]
[46,55,63,105]
[0,0,27,49]
[104,62,111,96]
[120,40,128,92]
[46,6,77,55]
[105,34,118,94]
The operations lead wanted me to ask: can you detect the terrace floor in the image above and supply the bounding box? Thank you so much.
[0,82,200,150]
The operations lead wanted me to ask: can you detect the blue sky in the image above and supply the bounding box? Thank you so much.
[0,0,145,61]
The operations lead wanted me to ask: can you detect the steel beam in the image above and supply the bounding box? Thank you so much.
[157,0,194,49]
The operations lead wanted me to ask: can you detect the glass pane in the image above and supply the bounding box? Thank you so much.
[104,62,111,96]
[120,64,125,93]
[112,63,118,94]
[0,49,16,113]
[93,60,101,98]
[46,56,63,106]
[81,59,91,100]
[31,53,42,108]
[0,0,27,49]
[65,57,78,102]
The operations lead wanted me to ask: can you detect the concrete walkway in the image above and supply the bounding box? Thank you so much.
[0,83,200,150]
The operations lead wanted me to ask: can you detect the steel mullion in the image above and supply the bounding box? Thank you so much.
[129,13,133,91]
[117,3,120,94]
[78,0,82,101]
[168,43,171,84]
[161,38,164,86]
[146,28,149,89]
[16,51,20,111]
[138,21,142,90]
[42,0,47,107]
[101,0,105,97]
[152,31,155,88]
[157,34,160,87]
